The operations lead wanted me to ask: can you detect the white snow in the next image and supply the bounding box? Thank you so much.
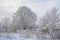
[0,33,51,40]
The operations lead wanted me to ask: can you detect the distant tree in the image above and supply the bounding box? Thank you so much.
[1,17,10,33]
[12,6,37,31]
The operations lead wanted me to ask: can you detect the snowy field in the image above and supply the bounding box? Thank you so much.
[0,33,59,40]
[0,30,56,40]
[0,33,51,40]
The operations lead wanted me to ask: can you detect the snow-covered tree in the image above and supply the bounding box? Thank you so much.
[12,6,37,31]
[1,17,10,32]
[38,7,60,38]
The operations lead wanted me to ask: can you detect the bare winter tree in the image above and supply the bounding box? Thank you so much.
[1,17,10,33]
[12,6,37,31]
[38,7,60,39]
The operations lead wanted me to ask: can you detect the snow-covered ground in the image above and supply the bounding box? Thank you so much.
[0,33,37,40]
[0,33,51,40]
[0,30,51,40]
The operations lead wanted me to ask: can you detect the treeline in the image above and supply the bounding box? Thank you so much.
[0,6,37,33]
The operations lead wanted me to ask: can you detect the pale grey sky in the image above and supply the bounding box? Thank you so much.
[0,0,60,19]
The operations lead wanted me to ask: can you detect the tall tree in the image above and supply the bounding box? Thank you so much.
[12,6,37,31]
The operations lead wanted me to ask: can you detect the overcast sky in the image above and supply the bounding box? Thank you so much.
[0,0,60,19]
